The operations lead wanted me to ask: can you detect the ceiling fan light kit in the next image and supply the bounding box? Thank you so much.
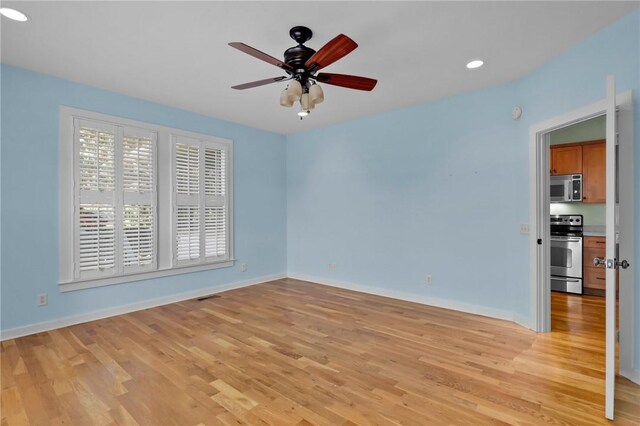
[301,93,311,110]
[286,80,302,102]
[309,83,324,105]
[229,26,376,119]
[280,88,293,107]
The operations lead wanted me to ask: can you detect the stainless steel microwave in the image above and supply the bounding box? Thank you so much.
[550,174,582,202]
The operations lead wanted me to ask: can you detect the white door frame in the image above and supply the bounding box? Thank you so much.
[604,76,616,419]
[528,91,636,383]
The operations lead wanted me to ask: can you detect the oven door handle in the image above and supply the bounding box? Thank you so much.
[550,237,582,243]
[552,277,581,283]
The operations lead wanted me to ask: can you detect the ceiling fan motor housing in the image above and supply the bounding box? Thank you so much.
[283,45,316,71]
[284,26,316,71]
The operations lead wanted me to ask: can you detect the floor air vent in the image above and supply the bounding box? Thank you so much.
[196,294,221,301]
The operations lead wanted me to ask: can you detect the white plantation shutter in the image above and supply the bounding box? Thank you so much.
[75,120,117,279]
[204,147,227,259]
[73,118,156,279]
[78,125,116,192]
[176,143,200,195]
[176,206,200,260]
[174,138,201,264]
[173,137,230,264]
[78,204,115,273]
[123,133,153,193]
[123,204,154,267]
[205,147,225,196]
[121,128,157,272]
[205,207,226,257]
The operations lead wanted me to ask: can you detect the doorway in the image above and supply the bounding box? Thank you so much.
[549,116,605,298]
[528,89,635,418]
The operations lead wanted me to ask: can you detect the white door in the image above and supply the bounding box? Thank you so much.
[604,75,617,420]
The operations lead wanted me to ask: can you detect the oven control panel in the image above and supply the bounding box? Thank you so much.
[550,215,582,225]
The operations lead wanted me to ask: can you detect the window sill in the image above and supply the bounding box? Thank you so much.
[58,260,235,292]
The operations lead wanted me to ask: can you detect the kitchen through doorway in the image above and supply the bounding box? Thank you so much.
[549,116,608,300]
[529,87,635,419]
[547,117,622,379]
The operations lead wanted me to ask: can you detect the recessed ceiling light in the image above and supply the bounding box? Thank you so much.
[0,7,29,22]
[466,60,484,69]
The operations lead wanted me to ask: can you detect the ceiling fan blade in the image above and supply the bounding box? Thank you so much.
[229,42,293,72]
[304,34,358,72]
[231,76,289,90]
[315,73,377,91]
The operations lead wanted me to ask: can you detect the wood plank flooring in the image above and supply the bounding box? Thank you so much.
[2,278,639,425]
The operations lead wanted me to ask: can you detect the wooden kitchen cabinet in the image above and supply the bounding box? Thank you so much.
[584,267,606,291]
[550,139,605,203]
[550,145,582,176]
[584,236,606,248]
[582,141,606,203]
[583,236,618,297]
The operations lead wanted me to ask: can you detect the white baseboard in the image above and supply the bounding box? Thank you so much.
[288,273,523,326]
[620,367,640,385]
[0,273,286,341]
[513,313,533,330]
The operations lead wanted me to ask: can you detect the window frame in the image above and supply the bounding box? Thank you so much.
[59,106,234,292]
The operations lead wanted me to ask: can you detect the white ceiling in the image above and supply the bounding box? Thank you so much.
[2,1,638,135]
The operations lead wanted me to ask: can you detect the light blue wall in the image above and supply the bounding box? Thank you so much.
[287,10,639,364]
[287,83,526,315]
[0,64,287,331]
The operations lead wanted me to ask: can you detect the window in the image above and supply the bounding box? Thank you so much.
[173,136,229,265]
[59,108,233,291]
[73,120,157,280]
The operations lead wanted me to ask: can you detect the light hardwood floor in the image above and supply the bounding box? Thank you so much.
[2,279,639,425]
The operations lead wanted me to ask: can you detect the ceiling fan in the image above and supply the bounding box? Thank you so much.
[229,26,377,118]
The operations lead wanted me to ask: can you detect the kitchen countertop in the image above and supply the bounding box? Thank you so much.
[583,225,606,237]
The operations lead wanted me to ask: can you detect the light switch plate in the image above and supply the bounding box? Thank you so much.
[519,224,530,235]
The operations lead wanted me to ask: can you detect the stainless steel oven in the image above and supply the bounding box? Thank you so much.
[550,235,583,277]
[551,276,582,294]
[550,215,583,294]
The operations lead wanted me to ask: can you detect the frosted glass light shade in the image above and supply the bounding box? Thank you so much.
[309,83,324,105]
[300,93,310,110]
[280,89,293,107]
[286,80,302,102]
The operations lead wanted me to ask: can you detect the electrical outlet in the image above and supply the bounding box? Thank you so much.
[328,263,337,271]
[519,223,530,235]
[240,263,247,272]
[37,293,48,306]
[426,274,433,285]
